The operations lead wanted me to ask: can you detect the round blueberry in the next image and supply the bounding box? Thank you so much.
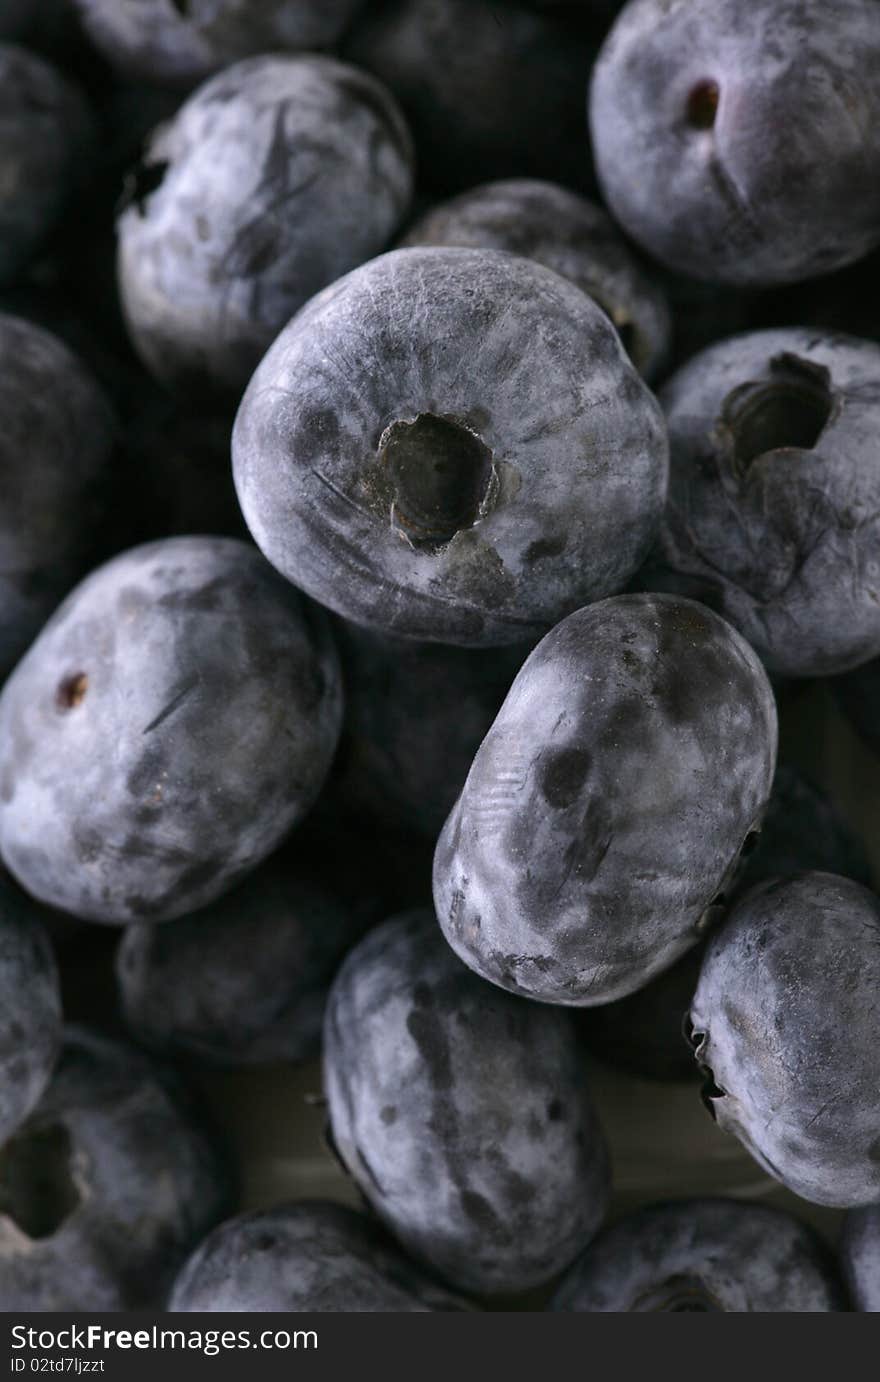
[0,45,95,285]
[170,1201,470,1312]
[0,1027,232,1311]
[116,850,378,1067]
[643,328,880,677]
[233,246,669,647]
[689,871,880,1207]
[72,0,366,87]
[0,537,343,924]
[434,593,777,1005]
[323,910,610,1295]
[116,54,414,400]
[553,1199,845,1311]
[0,878,61,1144]
[401,179,671,381]
[590,0,880,285]
[0,314,118,682]
[841,1207,880,1311]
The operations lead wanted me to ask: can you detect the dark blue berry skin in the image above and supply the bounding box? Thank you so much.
[591,0,880,286]
[841,1207,880,1311]
[233,246,668,648]
[170,1201,470,1312]
[0,314,118,682]
[0,878,61,1144]
[642,328,880,678]
[0,1027,232,1311]
[581,765,871,1081]
[0,45,95,286]
[116,849,379,1067]
[553,1199,845,1312]
[434,593,776,1006]
[399,179,671,382]
[689,872,880,1208]
[73,0,366,87]
[332,620,531,838]
[116,54,413,402]
[343,0,601,195]
[323,910,610,1296]
[0,537,343,925]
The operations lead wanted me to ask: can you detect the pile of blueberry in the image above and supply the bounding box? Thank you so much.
[2,0,880,1315]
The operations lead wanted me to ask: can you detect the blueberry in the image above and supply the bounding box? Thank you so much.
[581,764,870,1080]
[0,45,95,285]
[641,328,880,677]
[331,620,531,838]
[0,536,343,924]
[0,878,61,1144]
[689,871,880,1207]
[841,1207,880,1311]
[116,850,378,1067]
[343,0,602,194]
[323,910,610,1295]
[170,1201,470,1312]
[590,0,880,285]
[400,179,671,381]
[72,0,366,87]
[434,593,776,1006]
[116,54,414,400]
[233,246,668,647]
[0,313,118,681]
[553,1199,845,1311]
[0,1026,232,1310]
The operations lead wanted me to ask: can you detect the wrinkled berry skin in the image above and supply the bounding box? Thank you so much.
[0,1027,232,1311]
[332,620,530,838]
[343,0,600,194]
[0,879,61,1143]
[73,0,365,87]
[591,0,880,286]
[642,328,880,678]
[233,247,668,647]
[170,1201,469,1312]
[324,911,610,1295]
[0,45,95,285]
[841,1207,880,1311]
[117,55,413,401]
[400,180,671,382]
[0,537,343,925]
[116,853,377,1067]
[581,764,870,1080]
[690,872,880,1207]
[553,1199,845,1312]
[434,593,777,1006]
[0,314,118,682]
